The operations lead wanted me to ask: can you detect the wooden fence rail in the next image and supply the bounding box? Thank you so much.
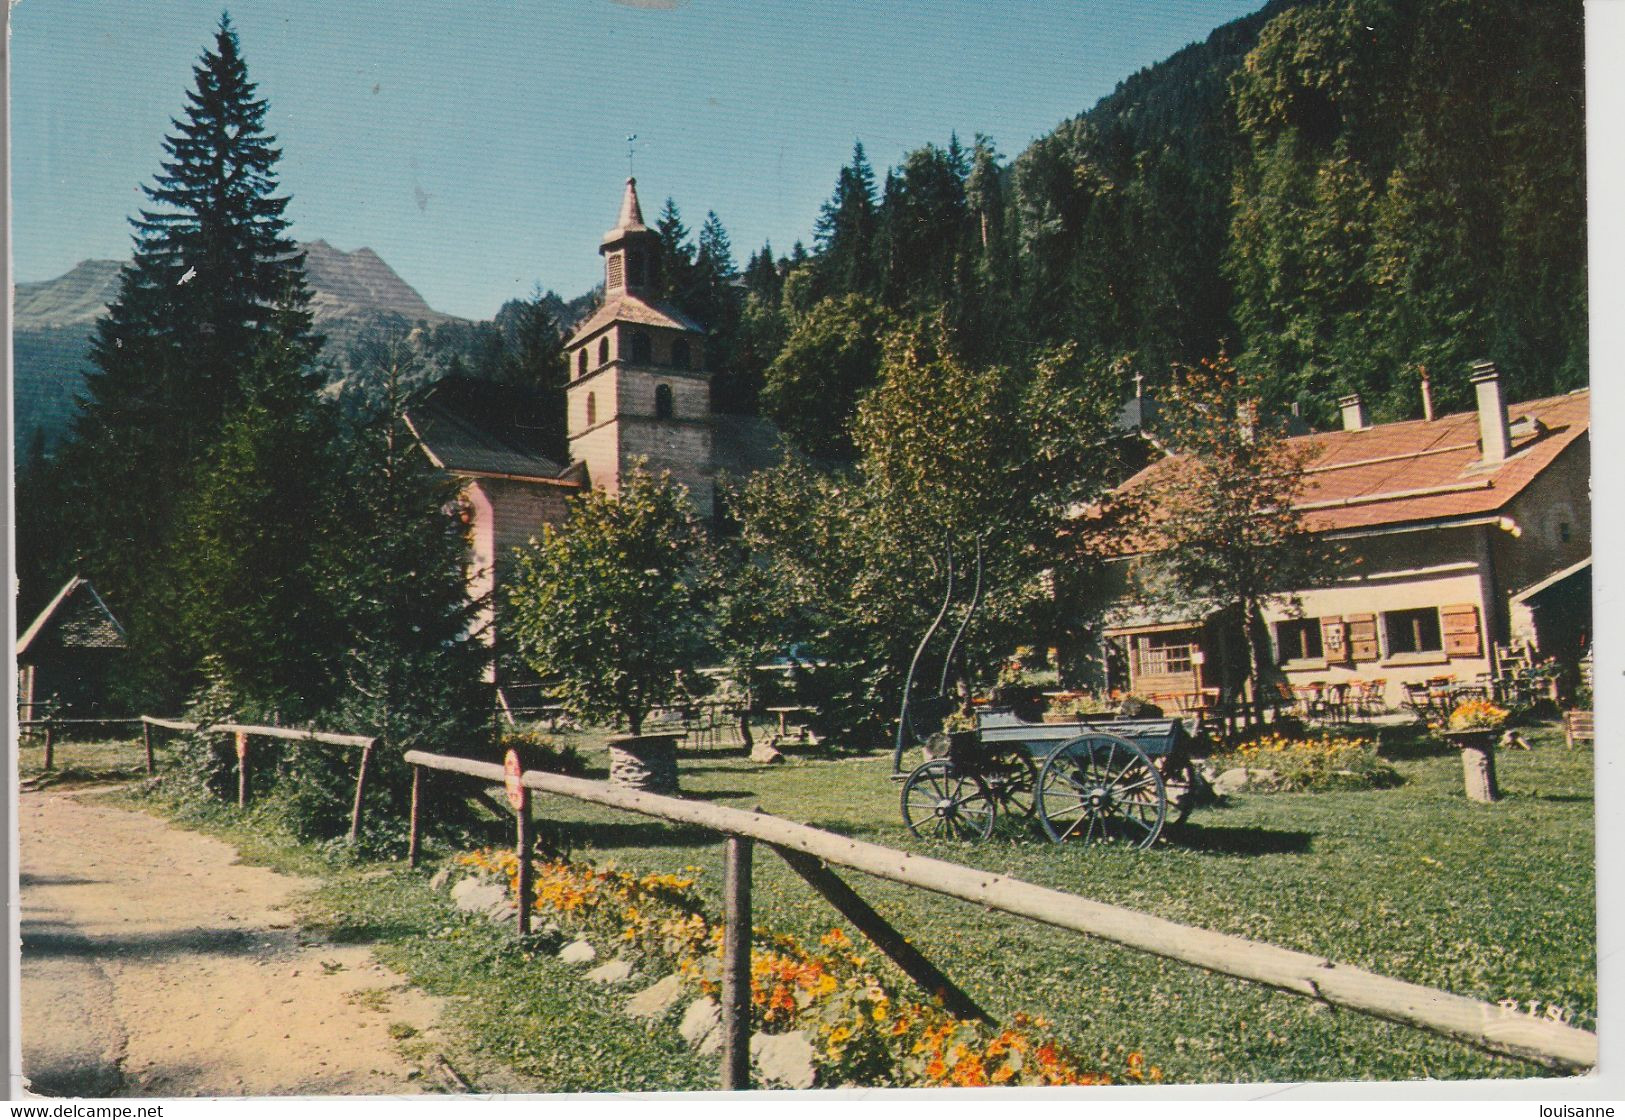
[403,748,1596,1084]
[18,717,148,772]
[143,717,377,842]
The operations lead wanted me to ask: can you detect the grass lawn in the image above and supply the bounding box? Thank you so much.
[75,718,1594,1088]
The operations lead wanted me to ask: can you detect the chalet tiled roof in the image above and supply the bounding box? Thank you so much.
[405,376,572,481]
[1103,389,1589,550]
[565,294,705,348]
[18,577,126,659]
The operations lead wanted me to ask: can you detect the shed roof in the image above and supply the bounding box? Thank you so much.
[18,577,127,659]
[405,376,572,482]
[1101,388,1588,551]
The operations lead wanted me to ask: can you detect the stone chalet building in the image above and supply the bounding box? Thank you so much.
[1094,364,1591,710]
[405,178,781,672]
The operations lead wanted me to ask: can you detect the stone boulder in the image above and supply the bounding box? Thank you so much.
[625,974,685,1020]
[557,939,598,966]
[749,742,784,765]
[584,958,635,985]
[450,877,508,916]
[751,1030,817,1089]
[679,997,722,1055]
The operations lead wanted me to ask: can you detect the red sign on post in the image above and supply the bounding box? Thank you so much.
[504,748,525,811]
[235,731,249,761]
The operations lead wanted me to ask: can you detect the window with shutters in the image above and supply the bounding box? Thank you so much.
[1275,618,1323,663]
[1319,617,1348,663]
[1382,608,1443,656]
[1440,604,1482,658]
[1346,614,1380,662]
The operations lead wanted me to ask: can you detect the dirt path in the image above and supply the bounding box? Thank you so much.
[19,786,446,1098]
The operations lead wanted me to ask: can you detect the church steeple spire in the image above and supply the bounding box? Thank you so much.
[600,177,656,296]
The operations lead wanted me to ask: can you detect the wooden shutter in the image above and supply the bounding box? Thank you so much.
[1346,613,1379,662]
[1320,616,1347,663]
[1442,604,1482,658]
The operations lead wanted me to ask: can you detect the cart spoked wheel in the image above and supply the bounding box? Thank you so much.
[1036,733,1166,848]
[901,760,998,841]
[981,748,1039,827]
[1158,756,1206,827]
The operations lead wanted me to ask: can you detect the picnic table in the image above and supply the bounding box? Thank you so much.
[766,705,817,747]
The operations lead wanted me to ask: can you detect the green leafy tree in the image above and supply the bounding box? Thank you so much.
[508,469,705,734]
[43,14,316,707]
[1123,355,1334,720]
[732,321,1122,743]
[760,294,894,462]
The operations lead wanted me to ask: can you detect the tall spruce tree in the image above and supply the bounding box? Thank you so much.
[813,141,880,297]
[46,14,316,706]
[327,333,492,801]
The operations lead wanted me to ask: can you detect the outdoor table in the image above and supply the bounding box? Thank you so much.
[766,706,814,744]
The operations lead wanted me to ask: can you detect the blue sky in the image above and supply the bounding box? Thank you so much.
[13,0,1267,321]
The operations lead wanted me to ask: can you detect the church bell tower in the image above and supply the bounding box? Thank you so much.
[564,177,713,518]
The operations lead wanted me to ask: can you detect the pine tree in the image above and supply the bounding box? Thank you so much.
[171,345,338,719]
[326,332,492,814]
[813,141,880,297]
[654,197,696,305]
[496,287,567,462]
[46,14,316,705]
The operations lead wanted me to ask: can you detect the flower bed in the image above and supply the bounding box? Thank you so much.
[1211,733,1400,793]
[456,848,1159,1087]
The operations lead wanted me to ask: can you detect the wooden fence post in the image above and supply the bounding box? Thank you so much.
[515,787,534,936]
[721,835,754,1090]
[349,740,376,844]
[407,765,424,869]
[42,722,55,772]
[235,731,249,809]
[143,720,155,775]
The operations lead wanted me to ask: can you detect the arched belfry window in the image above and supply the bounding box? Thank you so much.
[576,349,587,377]
[586,392,597,427]
[671,338,691,370]
[655,384,674,420]
[598,337,610,366]
[631,330,653,364]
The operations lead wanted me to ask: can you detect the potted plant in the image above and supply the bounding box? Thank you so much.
[1438,698,1510,802]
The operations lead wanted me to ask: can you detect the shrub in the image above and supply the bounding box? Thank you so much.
[1211,732,1400,792]
[499,730,588,777]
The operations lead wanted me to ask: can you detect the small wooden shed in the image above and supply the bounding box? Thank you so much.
[17,577,127,719]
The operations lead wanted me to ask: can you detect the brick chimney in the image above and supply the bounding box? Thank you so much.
[1469,360,1512,464]
[1338,393,1370,431]
[1419,366,1435,422]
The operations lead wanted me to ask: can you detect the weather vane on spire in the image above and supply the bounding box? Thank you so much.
[626,133,638,179]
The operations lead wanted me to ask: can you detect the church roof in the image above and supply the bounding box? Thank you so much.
[18,577,127,659]
[405,376,573,482]
[566,293,706,347]
[602,177,650,243]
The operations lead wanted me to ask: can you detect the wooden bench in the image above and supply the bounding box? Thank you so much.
[1564,709,1594,748]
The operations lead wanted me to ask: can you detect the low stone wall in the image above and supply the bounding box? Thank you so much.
[607,734,679,794]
